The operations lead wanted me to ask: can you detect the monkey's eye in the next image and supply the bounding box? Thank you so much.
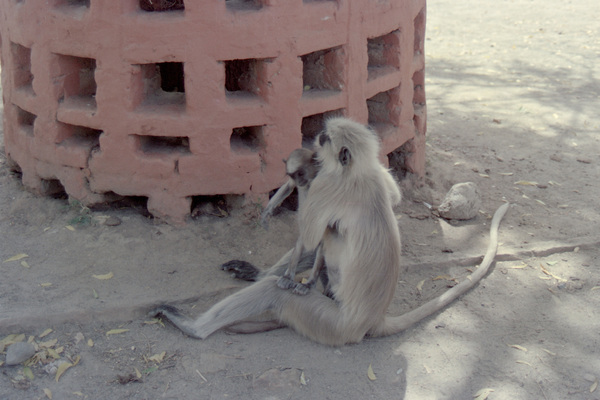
[297,170,304,178]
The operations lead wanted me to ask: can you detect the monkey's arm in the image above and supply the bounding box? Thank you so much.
[221,248,317,281]
[261,179,296,229]
[292,242,324,295]
[277,236,305,289]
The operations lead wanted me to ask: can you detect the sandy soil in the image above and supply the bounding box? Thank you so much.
[1,0,600,399]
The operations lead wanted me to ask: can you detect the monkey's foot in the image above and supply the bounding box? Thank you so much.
[148,304,183,319]
[221,260,260,281]
[292,282,312,296]
[277,276,297,290]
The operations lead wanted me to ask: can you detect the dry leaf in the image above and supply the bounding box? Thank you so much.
[106,329,129,337]
[433,275,452,281]
[4,253,28,263]
[87,339,94,347]
[55,362,73,382]
[514,180,538,186]
[135,367,142,379]
[474,388,495,400]
[499,172,514,176]
[509,344,528,352]
[300,371,307,385]
[65,225,76,231]
[516,360,532,366]
[546,261,558,266]
[416,280,425,293]
[39,339,58,348]
[591,380,598,393]
[540,264,566,282]
[591,286,600,291]
[72,392,84,397]
[479,173,490,178]
[43,388,52,399]
[92,272,114,280]
[535,199,546,206]
[148,351,166,363]
[21,261,31,268]
[39,329,53,339]
[40,283,53,287]
[92,289,99,299]
[367,364,377,381]
[542,348,556,356]
[23,366,34,380]
[47,348,61,359]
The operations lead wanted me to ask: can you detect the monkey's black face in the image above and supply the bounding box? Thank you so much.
[289,168,309,187]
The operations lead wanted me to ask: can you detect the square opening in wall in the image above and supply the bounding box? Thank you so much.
[224,58,269,99]
[137,62,186,109]
[140,0,184,11]
[301,46,345,94]
[54,0,90,8]
[11,43,33,92]
[54,54,97,107]
[230,126,264,153]
[367,87,401,135]
[225,0,263,12]
[56,122,102,149]
[367,30,400,80]
[301,109,344,148]
[15,105,36,136]
[135,135,191,155]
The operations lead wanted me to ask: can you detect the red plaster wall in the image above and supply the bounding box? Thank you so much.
[0,0,426,224]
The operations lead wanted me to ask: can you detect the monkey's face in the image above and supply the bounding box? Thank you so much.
[315,117,381,172]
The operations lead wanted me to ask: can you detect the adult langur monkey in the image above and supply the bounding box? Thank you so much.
[150,118,509,346]
[255,146,401,295]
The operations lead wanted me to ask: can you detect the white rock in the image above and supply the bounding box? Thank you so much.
[5,342,36,366]
[438,182,481,220]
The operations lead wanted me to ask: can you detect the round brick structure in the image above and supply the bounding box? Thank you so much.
[0,0,426,224]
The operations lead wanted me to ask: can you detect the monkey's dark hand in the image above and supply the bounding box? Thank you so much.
[277,276,297,290]
[221,260,260,281]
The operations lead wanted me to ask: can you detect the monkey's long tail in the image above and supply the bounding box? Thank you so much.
[375,202,510,336]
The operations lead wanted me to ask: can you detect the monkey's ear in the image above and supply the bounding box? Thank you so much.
[282,158,287,164]
[338,146,351,166]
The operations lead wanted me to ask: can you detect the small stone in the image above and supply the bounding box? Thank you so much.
[437,182,481,220]
[549,154,562,162]
[577,157,592,164]
[105,216,122,226]
[5,342,36,366]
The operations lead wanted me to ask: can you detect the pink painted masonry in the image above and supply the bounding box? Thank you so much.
[0,0,426,223]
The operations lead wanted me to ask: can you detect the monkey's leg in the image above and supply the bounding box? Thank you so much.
[186,276,290,339]
[277,237,305,290]
[293,243,324,295]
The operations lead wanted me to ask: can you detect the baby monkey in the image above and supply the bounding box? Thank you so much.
[260,148,325,296]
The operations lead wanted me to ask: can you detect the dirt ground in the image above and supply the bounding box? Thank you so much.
[1,0,600,399]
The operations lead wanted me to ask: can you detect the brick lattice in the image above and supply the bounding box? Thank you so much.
[0,0,426,223]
